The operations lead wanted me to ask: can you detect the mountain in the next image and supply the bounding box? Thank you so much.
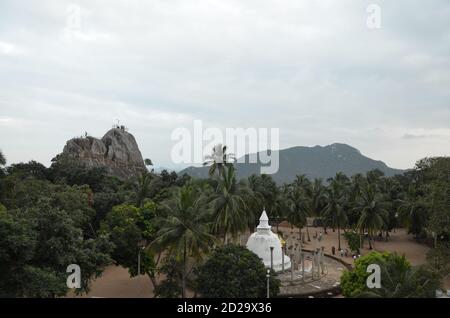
[54,127,148,180]
[180,143,405,184]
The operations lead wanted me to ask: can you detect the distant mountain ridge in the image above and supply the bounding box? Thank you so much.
[180,143,405,184]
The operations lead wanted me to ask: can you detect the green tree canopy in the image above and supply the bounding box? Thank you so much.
[0,181,113,297]
[341,251,441,298]
[195,245,280,298]
[101,202,158,278]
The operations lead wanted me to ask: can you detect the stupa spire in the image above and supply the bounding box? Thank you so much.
[257,209,271,231]
[246,209,291,272]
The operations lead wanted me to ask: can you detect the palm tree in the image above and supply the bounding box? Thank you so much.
[304,178,326,238]
[203,144,235,178]
[397,185,428,239]
[272,191,289,233]
[211,166,247,244]
[293,174,311,189]
[285,185,308,244]
[241,178,264,233]
[354,183,388,249]
[0,150,6,166]
[136,172,153,207]
[246,174,279,231]
[291,175,313,240]
[323,174,348,250]
[153,184,216,298]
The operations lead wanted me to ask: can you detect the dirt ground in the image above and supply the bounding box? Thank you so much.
[69,226,449,298]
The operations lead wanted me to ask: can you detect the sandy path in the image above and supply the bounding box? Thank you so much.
[67,266,154,298]
[278,224,449,289]
[278,226,430,266]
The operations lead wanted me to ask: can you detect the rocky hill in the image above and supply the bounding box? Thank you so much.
[180,143,405,184]
[56,127,148,180]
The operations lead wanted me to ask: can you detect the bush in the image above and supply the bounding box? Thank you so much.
[341,251,441,298]
[343,231,361,253]
[341,251,390,297]
[195,245,280,298]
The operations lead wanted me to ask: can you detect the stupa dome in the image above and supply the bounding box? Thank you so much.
[246,210,291,272]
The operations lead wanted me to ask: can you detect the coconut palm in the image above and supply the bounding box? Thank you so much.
[271,191,289,233]
[211,166,247,244]
[246,174,279,230]
[285,185,308,244]
[241,178,264,233]
[304,178,326,238]
[153,184,216,298]
[397,185,428,239]
[323,174,348,250]
[293,174,311,189]
[135,172,153,207]
[290,175,314,240]
[354,184,388,249]
[203,144,236,178]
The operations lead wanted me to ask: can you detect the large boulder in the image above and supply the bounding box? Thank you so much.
[59,127,148,180]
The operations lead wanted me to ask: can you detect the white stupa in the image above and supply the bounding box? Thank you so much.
[246,210,291,272]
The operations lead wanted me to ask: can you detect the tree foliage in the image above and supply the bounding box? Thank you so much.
[341,251,441,298]
[195,245,280,298]
[0,181,113,297]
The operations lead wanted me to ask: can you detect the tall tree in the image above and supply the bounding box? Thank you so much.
[304,178,326,239]
[354,183,388,249]
[397,185,428,239]
[100,202,158,287]
[285,184,308,244]
[323,173,349,250]
[211,166,247,244]
[245,174,279,231]
[203,144,235,178]
[153,184,215,297]
[135,172,154,207]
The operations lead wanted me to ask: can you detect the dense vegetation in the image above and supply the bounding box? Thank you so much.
[0,147,448,298]
[341,251,441,298]
[195,245,280,298]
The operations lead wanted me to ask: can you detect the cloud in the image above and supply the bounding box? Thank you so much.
[0,40,23,55]
[0,0,449,169]
[403,133,432,140]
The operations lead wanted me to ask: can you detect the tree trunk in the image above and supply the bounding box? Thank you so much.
[298,227,302,245]
[368,237,373,250]
[338,227,341,250]
[147,273,158,298]
[182,243,187,298]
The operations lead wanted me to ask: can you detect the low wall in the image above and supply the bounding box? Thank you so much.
[277,249,353,298]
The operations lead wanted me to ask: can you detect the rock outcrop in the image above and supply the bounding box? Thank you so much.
[58,127,148,180]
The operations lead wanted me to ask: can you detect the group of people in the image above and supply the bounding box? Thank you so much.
[331,246,361,260]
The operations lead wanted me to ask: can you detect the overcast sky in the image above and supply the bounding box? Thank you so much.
[1,0,449,170]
